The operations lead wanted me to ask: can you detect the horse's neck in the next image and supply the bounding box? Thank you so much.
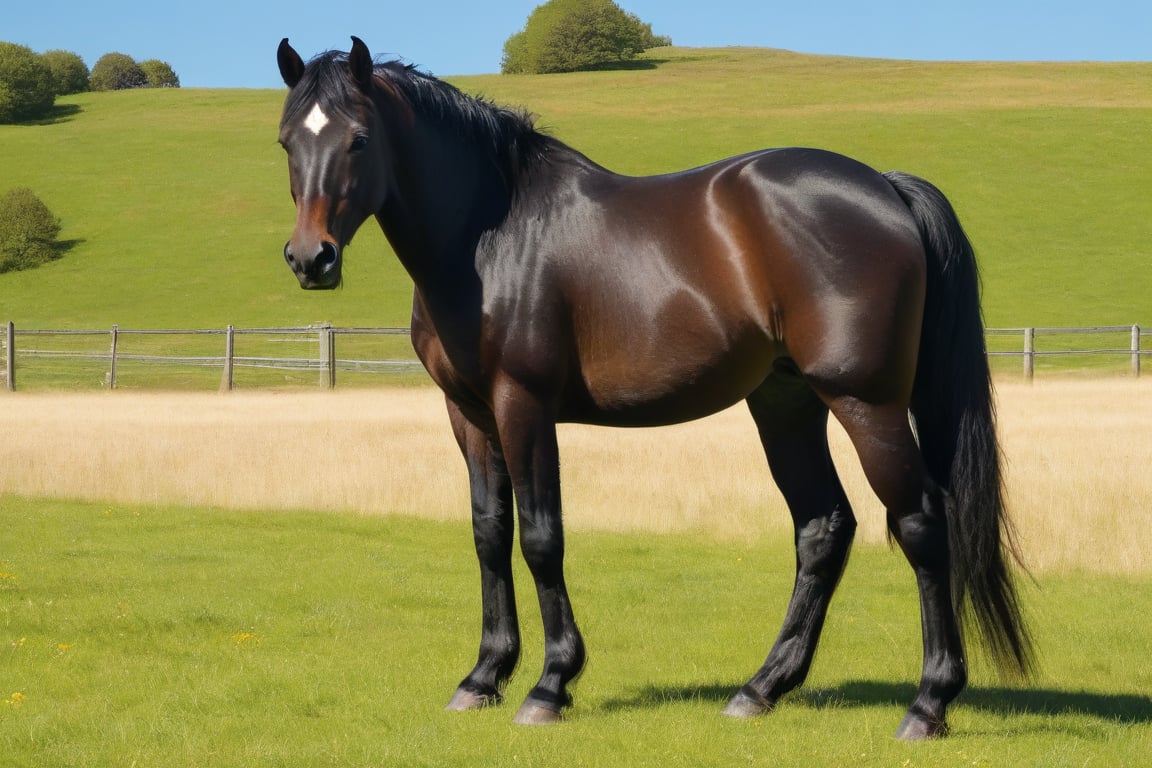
[379,132,490,252]
[375,143,509,332]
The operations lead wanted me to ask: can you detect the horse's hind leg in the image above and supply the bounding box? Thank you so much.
[724,369,857,717]
[827,395,965,740]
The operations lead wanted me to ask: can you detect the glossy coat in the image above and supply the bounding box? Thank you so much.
[277,38,1032,738]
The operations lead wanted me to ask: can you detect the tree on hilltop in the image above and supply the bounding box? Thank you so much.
[42,50,90,95]
[502,0,670,74]
[0,42,55,123]
[90,53,180,91]
[89,53,146,91]
[140,59,180,88]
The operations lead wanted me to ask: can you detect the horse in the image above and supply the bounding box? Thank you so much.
[275,37,1032,739]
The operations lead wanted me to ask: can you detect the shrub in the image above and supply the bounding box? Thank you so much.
[502,0,670,74]
[41,50,89,95]
[140,59,180,88]
[0,42,55,122]
[90,52,146,91]
[0,188,63,273]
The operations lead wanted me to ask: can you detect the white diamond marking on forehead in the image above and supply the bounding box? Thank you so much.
[303,103,330,135]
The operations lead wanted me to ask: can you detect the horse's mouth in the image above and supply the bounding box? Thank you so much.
[298,271,342,290]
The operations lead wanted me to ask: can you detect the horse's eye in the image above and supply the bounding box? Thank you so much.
[350,135,369,153]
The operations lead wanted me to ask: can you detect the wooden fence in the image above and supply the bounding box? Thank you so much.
[2,323,422,391]
[2,321,1149,391]
[987,325,1148,381]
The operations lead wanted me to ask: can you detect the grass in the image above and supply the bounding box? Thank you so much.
[2,497,1150,767]
[2,380,1151,574]
[0,47,1150,331]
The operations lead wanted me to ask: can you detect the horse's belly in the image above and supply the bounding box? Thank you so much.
[564,333,779,427]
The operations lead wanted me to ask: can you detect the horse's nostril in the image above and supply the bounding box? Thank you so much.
[283,241,296,266]
[316,241,339,273]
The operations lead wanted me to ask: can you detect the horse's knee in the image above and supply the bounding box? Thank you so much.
[518,519,564,573]
[473,512,515,562]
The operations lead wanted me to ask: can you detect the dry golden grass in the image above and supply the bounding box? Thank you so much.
[2,379,1149,573]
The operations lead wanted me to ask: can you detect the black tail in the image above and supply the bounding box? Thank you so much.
[884,170,1034,677]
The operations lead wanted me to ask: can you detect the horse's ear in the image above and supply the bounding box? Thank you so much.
[278,38,305,88]
[349,36,374,92]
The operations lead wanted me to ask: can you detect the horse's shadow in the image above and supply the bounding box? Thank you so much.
[600,680,1152,724]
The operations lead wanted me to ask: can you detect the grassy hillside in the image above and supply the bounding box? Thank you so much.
[1,47,1149,329]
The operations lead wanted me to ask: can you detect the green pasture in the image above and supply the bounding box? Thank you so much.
[1,495,1150,767]
[1,47,1150,334]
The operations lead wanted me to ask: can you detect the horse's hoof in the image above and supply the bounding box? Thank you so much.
[895,712,949,740]
[446,687,500,712]
[722,687,773,718]
[513,699,564,725]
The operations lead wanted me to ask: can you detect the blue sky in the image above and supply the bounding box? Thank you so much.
[5,0,1149,88]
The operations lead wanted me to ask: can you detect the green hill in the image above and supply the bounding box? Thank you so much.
[2,47,1149,329]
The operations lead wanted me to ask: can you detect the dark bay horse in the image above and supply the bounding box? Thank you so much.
[276,37,1031,739]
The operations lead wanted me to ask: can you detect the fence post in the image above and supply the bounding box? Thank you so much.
[1133,324,1142,378]
[1023,327,1035,382]
[108,324,120,389]
[319,323,335,389]
[220,324,235,392]
[5,321,14,391]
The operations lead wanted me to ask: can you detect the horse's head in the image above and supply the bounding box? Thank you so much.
[277,37,390,289]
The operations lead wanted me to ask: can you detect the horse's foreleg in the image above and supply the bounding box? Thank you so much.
[725,380,857,717]
[494,384,585,725]
[830,397,966,740]
[445,400,521,712]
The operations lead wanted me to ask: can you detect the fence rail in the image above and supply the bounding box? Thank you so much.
[2,322,422,391]
[3,321,1149,391]
[986,324,1148,380]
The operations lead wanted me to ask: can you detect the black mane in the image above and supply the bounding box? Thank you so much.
[285,51,555,185]
[378,61,557,186]
[380,62,537,141]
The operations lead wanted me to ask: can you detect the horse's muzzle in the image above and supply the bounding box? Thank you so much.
[284,239,342,289]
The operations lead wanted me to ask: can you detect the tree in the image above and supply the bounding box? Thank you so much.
[89,52,146,91]
[541,2,645,72]
[42,49,89,95]
[0,188,63,273]
[502,0,670,74]
[0,42,55,123]
[140,59,180,88]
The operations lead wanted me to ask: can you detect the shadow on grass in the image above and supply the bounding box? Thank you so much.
[600,680,1152,724]
[0,240,85,276]
[578,58,671,72]
[11,104,83,126]
[53,238,85,257]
